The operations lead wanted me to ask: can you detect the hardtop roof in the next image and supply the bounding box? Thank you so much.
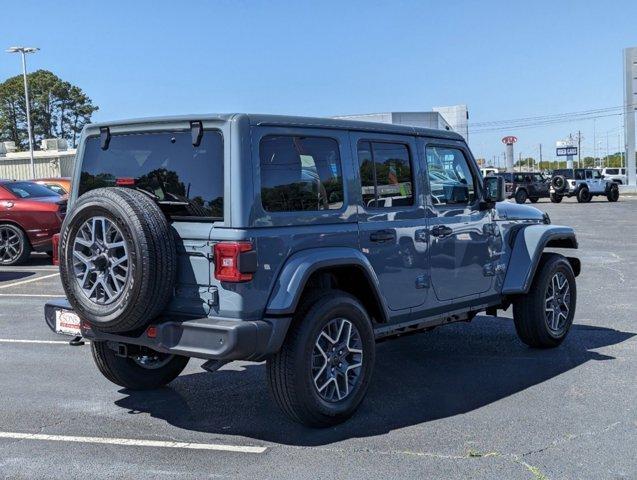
[85,113,465,141]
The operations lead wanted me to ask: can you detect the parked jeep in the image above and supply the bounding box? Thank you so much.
[45,114,580,427]
[550,168,619,203]
[601,167,627,185]
[495,171,550,204]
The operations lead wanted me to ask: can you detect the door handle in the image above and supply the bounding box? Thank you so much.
[430,225,453,238]
[369,230,396,243]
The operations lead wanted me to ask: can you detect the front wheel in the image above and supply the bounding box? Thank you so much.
[91,341,189,390]
[513,253,576,348]
[267,291,375,427]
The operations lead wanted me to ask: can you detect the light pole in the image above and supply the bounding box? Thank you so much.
[6,46,39,179]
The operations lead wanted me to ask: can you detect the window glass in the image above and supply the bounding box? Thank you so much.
[80,130,224,219]
[4,181,60,198]
[574,170,585,180]
[533,173,545,182]
[592,170,602,179]
[357,141,376,206]
[606,168,618,175]
[357,141,413,208]
[426,147,476,206]
[45,184,67,195]
[260,135,343,212]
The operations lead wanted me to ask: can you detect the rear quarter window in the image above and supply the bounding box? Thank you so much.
[79,130,224,220]
[259,135,344,212]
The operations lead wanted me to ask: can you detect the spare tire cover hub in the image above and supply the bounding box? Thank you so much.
[73,216,129,305]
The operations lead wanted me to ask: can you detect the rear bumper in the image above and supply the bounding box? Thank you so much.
[44,299,291,362]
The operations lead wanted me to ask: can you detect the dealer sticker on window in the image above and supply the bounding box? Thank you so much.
[55,310,81,336]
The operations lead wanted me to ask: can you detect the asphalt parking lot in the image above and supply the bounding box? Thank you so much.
[1,197,636,480]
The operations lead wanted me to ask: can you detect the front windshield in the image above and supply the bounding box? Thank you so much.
[4,182,60,199]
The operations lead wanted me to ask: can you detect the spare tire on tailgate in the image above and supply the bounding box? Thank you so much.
[59,188,176,333]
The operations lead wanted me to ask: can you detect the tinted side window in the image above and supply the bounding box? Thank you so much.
[260,135,343,212]
[357,141,413,208]
[426,147,476,206]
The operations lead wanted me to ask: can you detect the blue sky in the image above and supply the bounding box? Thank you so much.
[1,0,635,163]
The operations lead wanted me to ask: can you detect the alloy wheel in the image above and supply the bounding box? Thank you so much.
[72,216,129,305]
[0,226,22,264]
[312,318,363,402]
[544,272,571,335]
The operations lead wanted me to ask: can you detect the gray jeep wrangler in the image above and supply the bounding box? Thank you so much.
[45,114,580,427]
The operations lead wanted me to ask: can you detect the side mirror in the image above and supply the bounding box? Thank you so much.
[483,176,505,204]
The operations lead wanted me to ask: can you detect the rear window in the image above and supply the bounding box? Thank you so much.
[605,168,619,175]
[79,130,224,220]
[4,182,60,198]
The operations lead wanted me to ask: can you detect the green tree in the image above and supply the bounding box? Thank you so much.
[0,70,98,149]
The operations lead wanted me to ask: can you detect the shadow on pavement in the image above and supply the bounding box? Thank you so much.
[115,317,634,446]
[0,271,35,282]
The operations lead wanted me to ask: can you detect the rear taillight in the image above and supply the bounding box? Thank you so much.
[213,241,256,282]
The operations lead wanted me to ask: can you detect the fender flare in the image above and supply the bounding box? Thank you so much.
[265,246,389,321]
[502,225,579,295]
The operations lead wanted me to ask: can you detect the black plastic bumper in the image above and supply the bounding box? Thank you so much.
[44,299,292,362]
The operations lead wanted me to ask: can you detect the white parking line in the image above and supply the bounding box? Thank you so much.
[0,294,62,298]
[0,431,267,454]
[0,267,58,272]
[0,338,72,344]
[0,272,60,289]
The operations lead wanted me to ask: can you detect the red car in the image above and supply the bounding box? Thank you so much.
[0,180,66,265]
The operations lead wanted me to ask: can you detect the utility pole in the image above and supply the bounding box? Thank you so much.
[577,130,581,168]
[6,46,39,179]
[539,143,543,172]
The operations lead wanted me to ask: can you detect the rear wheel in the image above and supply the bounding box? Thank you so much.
[529,197,539,203]
[549,193,563,203]
[514,189,528,204]
[576,187,591,203]
[513,253,576,348]
[91,341,189,390]
[607,183,619,202]
[267,291,375,427]
[0,224,31,266]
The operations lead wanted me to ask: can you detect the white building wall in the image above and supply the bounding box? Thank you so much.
[0,150,76,180]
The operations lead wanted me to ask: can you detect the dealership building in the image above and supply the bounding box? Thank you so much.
[334,105,469,141]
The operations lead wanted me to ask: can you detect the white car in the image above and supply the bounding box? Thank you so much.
[601,167,627,185]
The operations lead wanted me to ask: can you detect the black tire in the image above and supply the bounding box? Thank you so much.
[551,175,567,193]
[514,189,528,204]
[59,188,176,333]
[529,197,539,203]
[0,223,31,266]
[606,184,619,202]
[91,341,189,390]
[576,187,591,203]
[549,193,563,203]
[267,291,375,427]
[513,253,576,348]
